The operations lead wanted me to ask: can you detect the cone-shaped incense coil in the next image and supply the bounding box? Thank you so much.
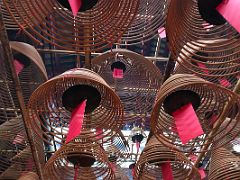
[92,49,162,127]
[151,74,240,153]
[43,142,115,179]
[2,0,139,52]
[166,0,240,88]
[28,68,124,145]
[135,136,200,180]
[120,0,170,45]
[209,147,240,180]
[173,39,240,90]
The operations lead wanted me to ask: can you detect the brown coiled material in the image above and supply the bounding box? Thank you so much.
[18,172,39,180]
[120,0,170,45]
[209,148,240,180]
[135,136,200,180]
[92,49,162,126]
[0,41,46,178]
[2,0,139,52]
[27,68,124,145]
[43,142,115,180]
[166,0,240,89]
[150,74,240,153]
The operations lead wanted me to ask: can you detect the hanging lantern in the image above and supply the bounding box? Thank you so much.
[27,68,124,145]
[2,0,139,52]
[43,142,115,179]
[135,136,201,179]
[92,49,162,128]
[150,74,240,153]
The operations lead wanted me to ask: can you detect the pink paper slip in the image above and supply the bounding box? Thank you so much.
[110,163,116,172]
[161,162,174,180]
[74,165,79,180]
[14,59,24,75]
[96,128,103,140]
[113,68,123,79]
[196,62,209,74]
[135,141,140,153]
[68,0,82,17]
[173,103,204,144]
[202,23,214,29]
[198,168,206,179]
[216,0,240,33]
[66,100,87,143]
[218,78,231,87]
[158,27,166,38]
[13,133,24,145]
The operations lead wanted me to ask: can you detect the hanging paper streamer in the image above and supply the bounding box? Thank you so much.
[13,133,24,145]
[189,154,198,162]
[158,27,166,38]
[161,162,174,180]
[21,158,34,176]
[74,165,79,180]
[218,78,232,88]
[198,168,206,179]
[135,140,140,154]
[131,168,135,178]
[66,100,87,143]
[217,0,240,33]
[196,62,209,74]
[68,0,82,17]
[173,103,204,144]
[210,114,218,126]
[110,162,116,173]
[113,68,123,79]
[96,128,103,139]
[14,59,24,75]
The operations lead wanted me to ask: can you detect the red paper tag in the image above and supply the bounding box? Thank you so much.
[113,68,123,79]
[190,154,198,162]
[161,162,174,180]
[158,27,166,38]
[217,0,240,33]
[196,62,209,74]
[14,59,24,75]
[135,141,140,153]
[66,100,87,143]
[110,162,116,173]
[218,78,231,87]
[198,168,206,179]
[173,103,204,144]
[96,128,103,140]
[68,0,82,17]
[74,165,79,180]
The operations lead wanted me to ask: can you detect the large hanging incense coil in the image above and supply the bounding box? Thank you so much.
[28,68,124,145]
[2,0,139,52]
[119,0,170,45]
[135,136,200,180]
[166,0,240,85]
[173,39,240,90]
[150,74,240,153]
[0,41,46,178]
[92,49,162,126]
[43,142,115,180]
[18,172,39,180]
[1,0,50,30]
[208,147,240,180]
[10,41,48,103]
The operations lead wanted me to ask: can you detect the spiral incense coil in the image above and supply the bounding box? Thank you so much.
[135,136,200,180]
[2,0,139,52]
[150,74,240,153]
[166,0,240,86]
[92,49,162,126]
[0,41,46,178]
[209,148,240,180]
[173,39,240,90]
[119,0,170,45]
[28,68,124,145]
[18,172,39,180]
[10,41,48,103]
[1,0,48,30]
[43,142,115,180]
